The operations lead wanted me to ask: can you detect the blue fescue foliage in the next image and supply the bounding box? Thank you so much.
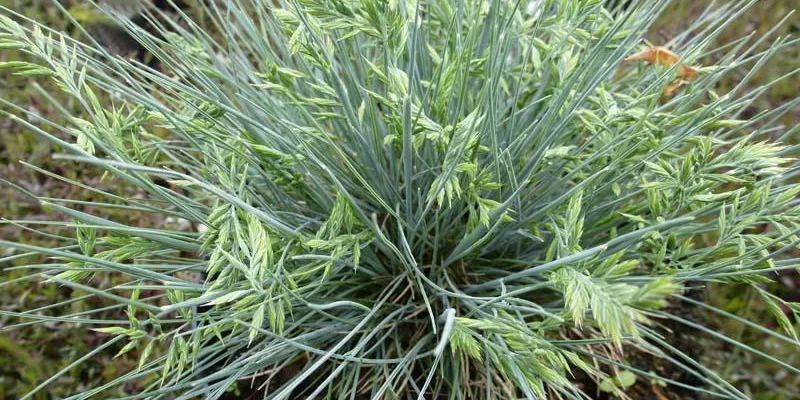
[1,0,800,398]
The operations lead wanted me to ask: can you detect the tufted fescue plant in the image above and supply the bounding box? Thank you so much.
[1,0,800,398]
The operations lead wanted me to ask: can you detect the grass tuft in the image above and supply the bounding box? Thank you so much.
[1,0,799,398]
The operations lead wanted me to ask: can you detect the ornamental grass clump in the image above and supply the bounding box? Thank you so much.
[1,0,799,398]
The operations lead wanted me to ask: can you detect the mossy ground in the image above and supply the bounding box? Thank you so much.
[0,0,797,398]
[0,1,159,397]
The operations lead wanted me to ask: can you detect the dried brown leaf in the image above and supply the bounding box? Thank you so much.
[626,46,700,96]
[625,46,681,67]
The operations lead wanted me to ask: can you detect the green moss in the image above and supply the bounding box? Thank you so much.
[0,2,157,398]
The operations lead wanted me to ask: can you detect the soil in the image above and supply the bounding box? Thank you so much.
[571,292,717,400]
